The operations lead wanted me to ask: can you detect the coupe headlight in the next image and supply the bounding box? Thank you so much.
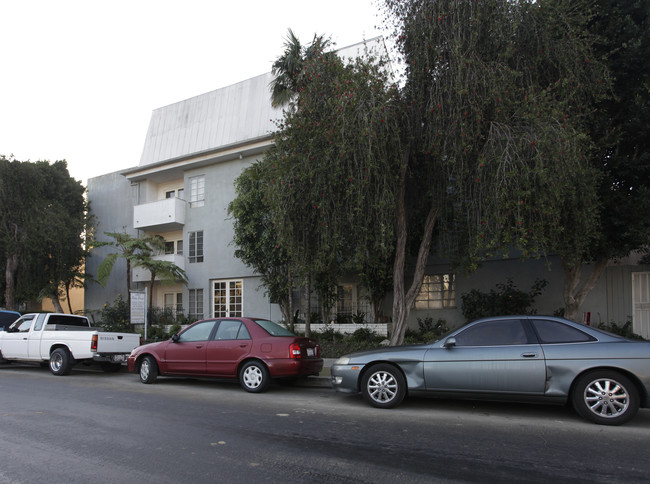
[335,356,350,365]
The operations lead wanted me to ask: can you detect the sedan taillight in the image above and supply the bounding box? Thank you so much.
[289,342,302,359]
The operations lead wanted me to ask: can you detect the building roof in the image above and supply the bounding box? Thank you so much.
[130,37,389,176]
[138,71,283,168]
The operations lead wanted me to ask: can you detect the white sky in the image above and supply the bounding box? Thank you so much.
[1,0,386,184]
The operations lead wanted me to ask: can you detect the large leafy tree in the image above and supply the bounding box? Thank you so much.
[0,156,88,311]
[380,0,605,342]
[228,161,295,326]
[557,0,650,320]
[263,40,401,335]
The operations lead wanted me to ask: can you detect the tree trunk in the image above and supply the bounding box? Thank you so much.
[49,291,65,313]
[304,277,311,337]
[287,266,294,332]
[64,281,74,314]
[562,257,608,321]
[149,273,156,313]
[5,254,18,311]
[390,157,439,346]
[126,259,132,315]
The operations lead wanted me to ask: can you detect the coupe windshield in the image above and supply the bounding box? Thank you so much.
[253,319,295,336]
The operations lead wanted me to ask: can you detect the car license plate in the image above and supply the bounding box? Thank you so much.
[307,348,314,357]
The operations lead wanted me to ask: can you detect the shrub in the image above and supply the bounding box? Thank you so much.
[97,295,134,333]
[461,278,548,321]
[404,317,450,344]
[309,326,385,358]
[598,320,645,340]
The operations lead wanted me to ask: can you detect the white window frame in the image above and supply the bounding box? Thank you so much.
[188,231,203,263]
[189,175,205,208]
[414,274,456,310]
[189,288,204,321]
[163,292,183,314]
[212,279,243,318]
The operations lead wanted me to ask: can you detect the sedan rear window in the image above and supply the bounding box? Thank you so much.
[253,319,295,337]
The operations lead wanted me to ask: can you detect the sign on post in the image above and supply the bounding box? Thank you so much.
[130,289,147,339]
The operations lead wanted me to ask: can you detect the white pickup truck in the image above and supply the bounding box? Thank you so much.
[0,313,141,375]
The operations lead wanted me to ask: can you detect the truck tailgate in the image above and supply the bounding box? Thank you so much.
[96,332,141,354]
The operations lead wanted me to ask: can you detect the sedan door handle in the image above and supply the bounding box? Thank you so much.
[521,352,538,358]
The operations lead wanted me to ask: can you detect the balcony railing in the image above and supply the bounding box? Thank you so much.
[133,197,186,231]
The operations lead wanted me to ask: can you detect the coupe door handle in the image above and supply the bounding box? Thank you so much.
[521,352,537,358]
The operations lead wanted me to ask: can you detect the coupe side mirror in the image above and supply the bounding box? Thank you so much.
[171,334,180,343]
[443,337,456,348]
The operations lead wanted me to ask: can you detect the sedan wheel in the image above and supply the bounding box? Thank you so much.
[571,370,639,425]
[361,364,406,409]
[139,356,158,384]
[239,361,270,393]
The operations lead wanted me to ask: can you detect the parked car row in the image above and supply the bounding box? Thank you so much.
[3,312,649,426]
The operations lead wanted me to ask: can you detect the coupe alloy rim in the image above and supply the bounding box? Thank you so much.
[584,377,630,418]
[51,354,62,371]
[367,371,398,403]
[243,366,262,388]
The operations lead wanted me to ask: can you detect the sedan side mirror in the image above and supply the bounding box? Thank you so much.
[443,337,456,348]
[171,333,180,343]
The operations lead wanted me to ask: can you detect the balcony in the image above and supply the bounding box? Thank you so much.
[133,197,186,231]
[132,254,186,283]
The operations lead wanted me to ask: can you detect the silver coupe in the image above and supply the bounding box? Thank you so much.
[331,316,650,425]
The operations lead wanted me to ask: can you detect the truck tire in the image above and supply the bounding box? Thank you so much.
[50,348,73,376]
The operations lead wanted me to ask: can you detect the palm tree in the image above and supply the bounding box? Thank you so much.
[270,29,333,108]
[136,254,188,313]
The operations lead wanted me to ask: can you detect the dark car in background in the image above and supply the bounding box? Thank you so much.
[128,317,322,392]
[0,310,21,331]
[331,315,650,425]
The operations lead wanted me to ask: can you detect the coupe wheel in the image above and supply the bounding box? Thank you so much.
[239,361,270,393]
[571,370,639,425]
[361,364,406,409]
[50,348,73,375]
[139,356,158,384]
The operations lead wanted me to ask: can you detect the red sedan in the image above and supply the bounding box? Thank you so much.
[127,317,323,392]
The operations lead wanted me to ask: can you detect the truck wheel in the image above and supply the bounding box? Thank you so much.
[50,348,73,376]
[139,356,158,384]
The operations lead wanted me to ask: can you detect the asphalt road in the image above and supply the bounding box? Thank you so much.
[1,363,649,483]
